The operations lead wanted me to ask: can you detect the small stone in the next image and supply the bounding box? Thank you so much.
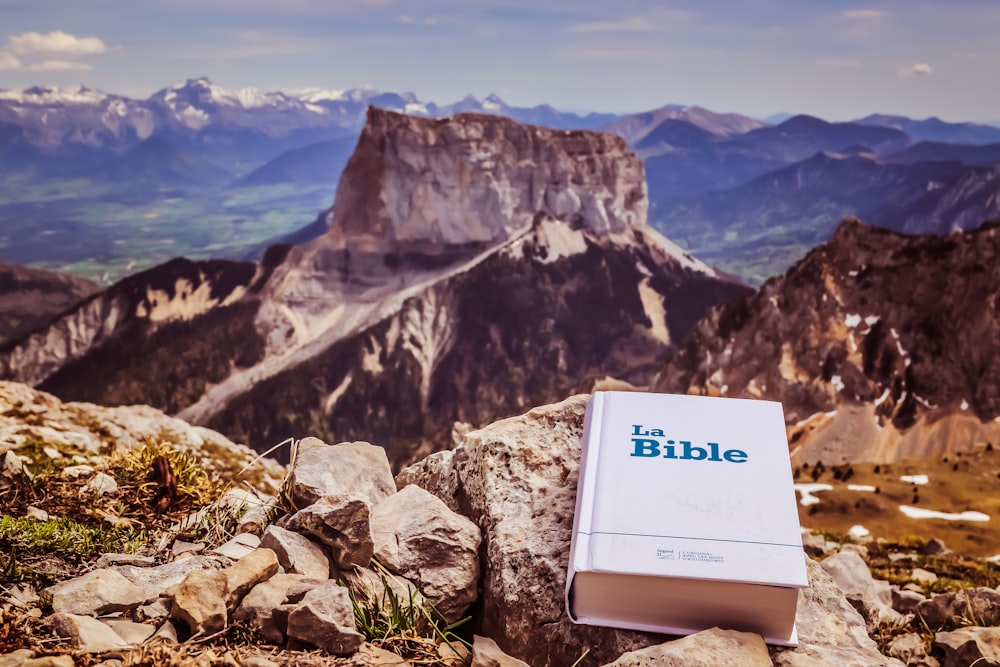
[61,465,94,479]
[1,450,25,478]
[286,494,374,570]
[891,586,926,615]
[48,569,149,616]
[352,644,408,666]
[25,506,48,521]
[234,573,324,643]
[935,627,1000,667]
[137,599,171,620]
[212,533,261,560]
[259,525,330,579]
[23,658,75,667]
[918,538,949,555]
[42,446,62,459]
[171,540,206,556]
[0,649,36,667]
[147,620,179,645]
[889,633,930,664]
[911,568,938,584]
[94,553,156,569]
[285,583,365,655]
[114,554,227,599]
[602,627,771,667]
[240,658,280,667]
[471,635,531,667]
[170,569,228,636]
[101,619,156,646]
[82,472,117,496]
[51,612,131,653]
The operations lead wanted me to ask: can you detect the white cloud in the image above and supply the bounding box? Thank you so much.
[571,16,653,33]
[841,9,888,20]
[899,62,932,77]
[26,60,94,72]
[7,31,106,57]
[0,53,21,70]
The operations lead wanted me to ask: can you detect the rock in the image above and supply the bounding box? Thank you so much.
[170,540,206,557]
[1,450,24,478]
[25,506,48,521]
[285,582,365,655]
[81,471,117,495]
[934,627,1000,667]
[801,532,832,558]
[910,568,938,585]
[259,525,330,579]
[918,539,950,556]
[51,612,131,653]
[47,569,149,616]
[285,438,396,510]
[916,588,1000,628]
[170,549,281,636]
[891,586,926,615]
[371,484,480,621]
[351,644,409,666]
[61,465,94,479]
[101,619,156,645]
[113,554,227,599]
[23,658,75,667]
[772,559,900,667]
[240,658,280,667]
[0,650,36,667]
[138,599,171,620]
[170,568,228,636]
[233,573,325,643]
[212,533,261,560]
[820,550,901,628]
[888,633,932,665]
[285,494,374,570]
[602,627,772,667]
[471,635,531,667]
[343,567,424,610]
[148,620,179,644]
[397,395,662,665]
[94,553,156,568]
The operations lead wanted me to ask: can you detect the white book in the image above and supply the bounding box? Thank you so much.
[565,391,808,646]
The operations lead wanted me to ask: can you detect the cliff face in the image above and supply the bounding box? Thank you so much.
[655,217,1000,464]
[0,263,98,344]
[1,108,748,465]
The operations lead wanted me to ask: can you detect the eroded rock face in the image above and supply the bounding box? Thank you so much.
[655,218,1000,464]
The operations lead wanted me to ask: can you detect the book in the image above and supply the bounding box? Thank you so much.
[565,391,808,646]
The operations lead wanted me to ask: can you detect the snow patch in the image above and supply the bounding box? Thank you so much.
[831,375,844,392]
[865,315,880,326]
[961,399,969,411]
[900,474,928,486]
[847,484,877,492]
[845,313,861,327]
[405,102,429,115]
[794,483,833,506]
[848,525,870,539]
[874,388,891,407]
[899,506,989,522]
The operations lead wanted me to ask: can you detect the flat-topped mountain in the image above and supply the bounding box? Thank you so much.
[0,109,748,467]
[655,217,1000,465]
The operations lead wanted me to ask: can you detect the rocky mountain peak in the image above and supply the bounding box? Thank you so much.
[324,106,647,253]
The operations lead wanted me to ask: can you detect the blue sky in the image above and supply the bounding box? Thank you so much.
[0,0,997,122]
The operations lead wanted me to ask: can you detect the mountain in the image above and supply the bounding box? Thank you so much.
[0,263,99,344]
[724,115,911,162]
[1,108,749,468]
[601,105,765,146]
[654,217,1000,464]
[886,141,1000,166]
[88,136,232,188]
[856,113,1000,145]
[230,135,359,188]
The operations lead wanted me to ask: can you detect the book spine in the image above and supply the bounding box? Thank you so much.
[571,391,606,571]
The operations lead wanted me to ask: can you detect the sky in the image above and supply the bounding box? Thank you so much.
[0,0,998,123]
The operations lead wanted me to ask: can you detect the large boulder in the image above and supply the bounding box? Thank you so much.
[371,484,481,621]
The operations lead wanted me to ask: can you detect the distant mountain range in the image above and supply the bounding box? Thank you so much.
[2,77,1000,285]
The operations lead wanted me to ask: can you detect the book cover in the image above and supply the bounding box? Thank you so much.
[565,391,808,645]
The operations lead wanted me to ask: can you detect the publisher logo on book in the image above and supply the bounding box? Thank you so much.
[629,425,748,463]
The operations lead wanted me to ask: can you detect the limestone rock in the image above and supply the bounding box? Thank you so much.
[371,484,481,621]
[101,619,156,645]
[81,471,117,495]
[934,627,1000,667]
[47,569,149,616]
[51,612,131,653]
[772,559,900,667]
[888,633,933,665]
[170,568,228,636]
[0,650,36,667]
[233,573,325,643]
[285,582,365,655]
[891,586,926,615]
[148,620,179,644]
[113,555,228,600]
[259,525,330,579]
[222,547,280,612]
[352,643,409,666]
[212,532,261,560]
[915,588,1000,628]
[820,550,901,629]
[470,635,531,667]
[285,493,374,569]
[22,658,75,667]
[342,567,424,610]
[286,438,396,510]
[602,627,772,667]
[397,395,663,665]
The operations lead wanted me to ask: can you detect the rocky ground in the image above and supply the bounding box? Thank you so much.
[2,382,1000,666]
